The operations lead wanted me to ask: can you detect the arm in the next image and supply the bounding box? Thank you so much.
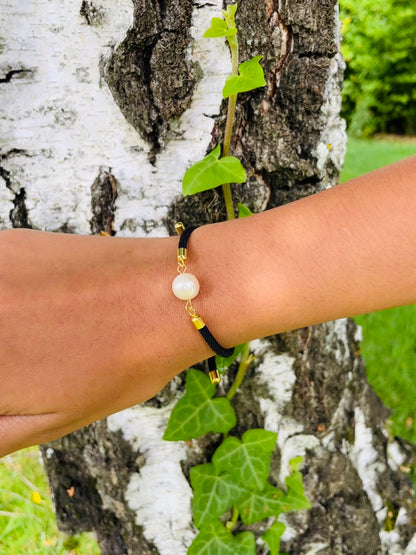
[1,156,415,456]
[193,155,416,347]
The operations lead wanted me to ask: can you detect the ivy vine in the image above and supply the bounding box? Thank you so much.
[164,5,311,554]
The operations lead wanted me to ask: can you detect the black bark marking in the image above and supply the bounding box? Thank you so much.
[80,1,106,26]
[10,187,30,228]
[90,167,118,235]
[105,0,197,160]
[0,68,33,83]
[0,150,31,228]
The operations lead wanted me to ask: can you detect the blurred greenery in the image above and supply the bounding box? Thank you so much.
[340,0,416,136]
[341,136,416,443]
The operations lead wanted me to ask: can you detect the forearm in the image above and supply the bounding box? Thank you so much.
[1,156,415,455]
[189,156,416,348]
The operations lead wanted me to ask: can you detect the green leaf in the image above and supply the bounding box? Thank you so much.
[182,144,246,196]
[223,56,266,98]
[204,17,237,38]
[163,369,236,441]
[188,521,255,555]
[190,464,246,528]
[212,429,277,490]
[237,202,253,218]
[237,483,286,525]
[222,4,238,30]
[215,343,246,373]
[289,456,303,472]
[262,521,286,555]
[282,467,311,512]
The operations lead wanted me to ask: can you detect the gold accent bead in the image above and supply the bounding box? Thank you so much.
[209,370,221,385]
[175,222,185,236]
[177,247,187,261]
[191,315,205,330]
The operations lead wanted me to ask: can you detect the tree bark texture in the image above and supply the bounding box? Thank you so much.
[1,1,416,553]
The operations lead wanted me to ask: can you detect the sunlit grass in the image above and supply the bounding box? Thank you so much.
[0,447,100,554]
[340,135,416,182]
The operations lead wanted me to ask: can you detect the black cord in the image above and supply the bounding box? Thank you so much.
[199,325,234,358]
[208,356,217,373]
[178,225,198,249]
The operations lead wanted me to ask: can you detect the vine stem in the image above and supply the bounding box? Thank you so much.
[226,343,255,402]
[225,504,240,532]
[221,35,239,221]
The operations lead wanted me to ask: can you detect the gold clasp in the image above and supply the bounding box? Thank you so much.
[175,223,187,273]
[185,299,198,317]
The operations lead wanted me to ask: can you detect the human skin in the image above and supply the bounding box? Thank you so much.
[1,155,416,456]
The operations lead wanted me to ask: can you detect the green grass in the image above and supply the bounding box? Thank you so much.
[342,135,416,442]
[355,308,416,441]
[340,136,416,182]
[0,448,100,554]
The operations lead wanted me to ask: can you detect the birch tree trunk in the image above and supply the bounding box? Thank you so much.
[1,1,416,553]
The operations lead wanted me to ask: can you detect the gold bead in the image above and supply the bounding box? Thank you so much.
[209,370,221,385]
[191,315,205,330]
[177,247,187,262]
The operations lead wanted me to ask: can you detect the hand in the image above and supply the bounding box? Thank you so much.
[0,229,206,456]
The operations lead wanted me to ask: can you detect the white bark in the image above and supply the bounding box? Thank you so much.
[0,0,229,235]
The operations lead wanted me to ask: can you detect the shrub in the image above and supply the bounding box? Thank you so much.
[340,0,416,136]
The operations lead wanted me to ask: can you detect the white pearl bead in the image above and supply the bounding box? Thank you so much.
[172,273,200,300]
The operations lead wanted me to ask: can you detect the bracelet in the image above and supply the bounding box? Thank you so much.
[172,222,234,384]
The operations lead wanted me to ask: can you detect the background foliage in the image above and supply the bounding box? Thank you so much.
[340,0,416,136]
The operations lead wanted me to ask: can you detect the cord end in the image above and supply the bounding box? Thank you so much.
[209,369,221,385]
[175,222,185,236]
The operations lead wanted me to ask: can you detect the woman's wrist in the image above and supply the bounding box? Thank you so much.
[122,234,213,385]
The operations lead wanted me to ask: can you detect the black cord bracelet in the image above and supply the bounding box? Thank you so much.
[172,222,235,384]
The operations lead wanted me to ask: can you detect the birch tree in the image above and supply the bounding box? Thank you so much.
[1,0,416,553]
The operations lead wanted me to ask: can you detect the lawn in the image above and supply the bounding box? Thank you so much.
[0,448,100,554]
[341,136,416,442]
[1,136,415,554]
[340,135,416,182]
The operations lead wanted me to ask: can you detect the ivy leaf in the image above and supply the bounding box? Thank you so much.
[237,202,253,218]
[182,144,246,196]
[222,3,238,30]
[204,17,237,38]
[188,521,255,555]
[163,369,236,441]
[237,483,286,525]
[215,343,246,373]
[212,429,277,490]
[282,466,311,512]
[262,521,286,555]
[190,463,246,528]
[289,456,303,472]
[223,55,266,98]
